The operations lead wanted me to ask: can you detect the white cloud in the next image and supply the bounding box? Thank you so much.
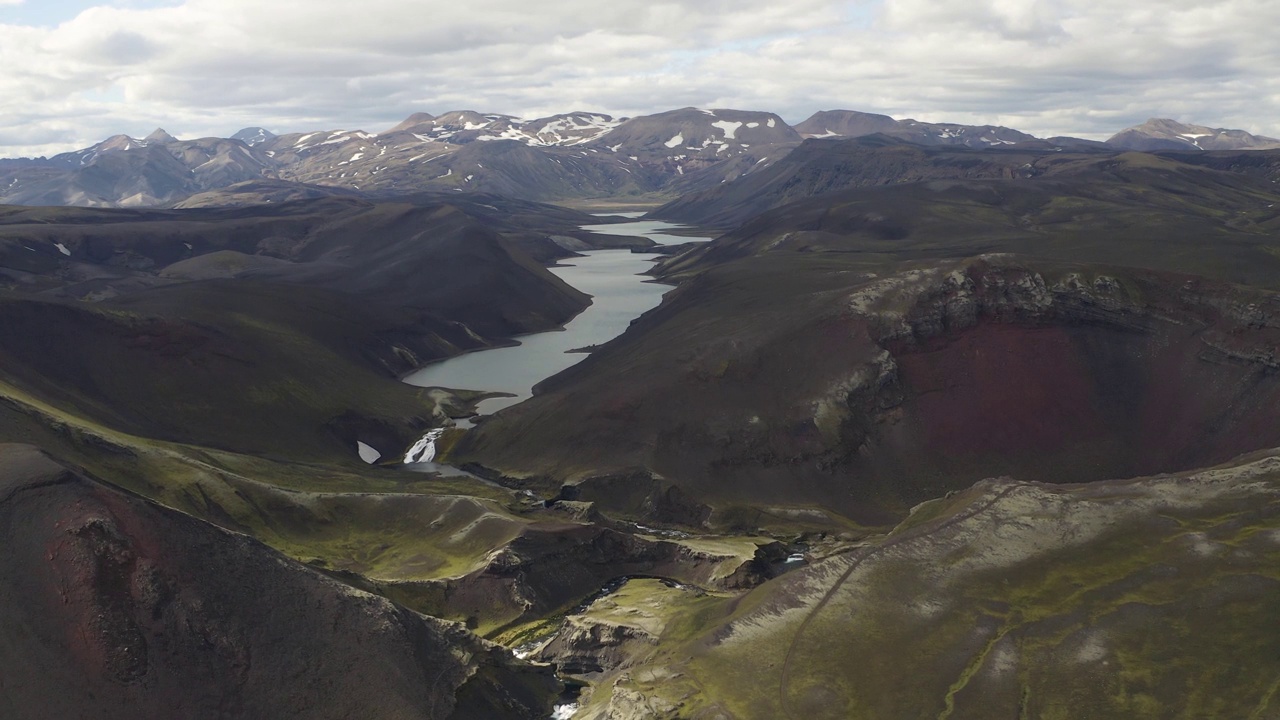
[1,0,1278,157]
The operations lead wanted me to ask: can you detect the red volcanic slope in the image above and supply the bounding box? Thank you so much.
[0,444,556,720]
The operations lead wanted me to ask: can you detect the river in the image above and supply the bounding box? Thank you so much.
[401,214,707,718]
[396,214,711,463]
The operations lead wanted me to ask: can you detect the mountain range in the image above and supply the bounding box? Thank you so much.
[6,98,1280,719]
[3,109,1277,209]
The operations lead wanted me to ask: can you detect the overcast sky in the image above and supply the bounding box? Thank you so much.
[1,0,1278,157]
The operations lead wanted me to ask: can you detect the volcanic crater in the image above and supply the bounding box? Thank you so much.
[456,255,1280,527]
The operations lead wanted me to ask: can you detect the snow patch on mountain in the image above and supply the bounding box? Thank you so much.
[712,120,743,139]
[391,111,623,148]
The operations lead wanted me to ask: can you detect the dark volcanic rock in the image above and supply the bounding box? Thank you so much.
[0,443,559,720]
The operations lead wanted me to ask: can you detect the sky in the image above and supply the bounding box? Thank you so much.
[1,0,1278,158]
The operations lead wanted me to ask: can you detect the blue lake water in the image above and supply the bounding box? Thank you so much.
[402,217,711,419]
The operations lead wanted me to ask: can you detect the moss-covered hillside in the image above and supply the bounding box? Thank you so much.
[569,452,1280,719]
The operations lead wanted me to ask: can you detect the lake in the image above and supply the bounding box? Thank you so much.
[400,216,711,435]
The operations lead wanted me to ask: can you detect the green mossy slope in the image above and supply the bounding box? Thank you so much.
[575,453,1280,719]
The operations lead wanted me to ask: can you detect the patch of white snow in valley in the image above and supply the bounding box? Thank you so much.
[54,242,71,256]
[712,120,743,139]
[403,428,446,464]
[814,130,839,138]
[357,442,381,464]
[664,133,684,148]
[551,703,579,720]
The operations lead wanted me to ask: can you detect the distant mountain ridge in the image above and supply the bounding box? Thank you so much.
[231,127,276,146]
[794,109,1039,148]
[390,109,623,146]
[1,109,1276,208]
[0,130,273,206]
[1106,118,1280,151]
[654,133,1280,229]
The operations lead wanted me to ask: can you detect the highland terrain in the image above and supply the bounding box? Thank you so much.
[3,106,1280,719]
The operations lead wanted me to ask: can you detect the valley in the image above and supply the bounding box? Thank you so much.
[404,216,713,418]
[3,104,1280,720]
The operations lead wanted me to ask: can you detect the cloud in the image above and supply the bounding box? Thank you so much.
[0,0,1278,157]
